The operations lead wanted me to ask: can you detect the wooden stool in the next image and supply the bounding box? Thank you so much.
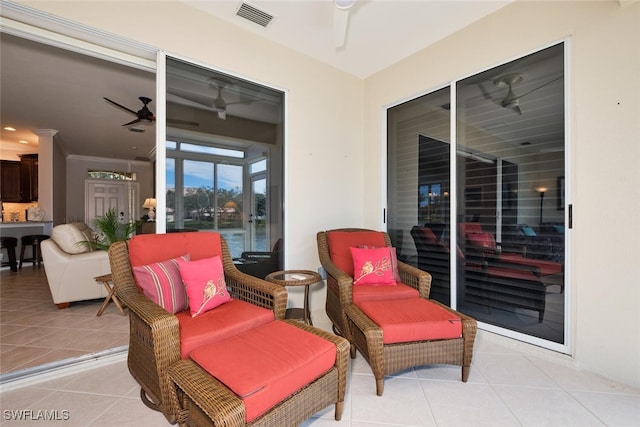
[94,273,126,316]
[19,234,50,268]
[1,237,18,272]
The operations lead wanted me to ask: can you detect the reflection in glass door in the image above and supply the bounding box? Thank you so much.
[387,42,567,350]
[163,55,285,260]
[250,175,267,252]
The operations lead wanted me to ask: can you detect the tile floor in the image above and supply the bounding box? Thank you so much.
[0,267,129,374]
[1,270,639,426]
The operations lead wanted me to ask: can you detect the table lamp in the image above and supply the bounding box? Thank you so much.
[143,198,156,222]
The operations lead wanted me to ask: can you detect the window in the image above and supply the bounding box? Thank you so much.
[164,56,285,259]
[387,43,567,349]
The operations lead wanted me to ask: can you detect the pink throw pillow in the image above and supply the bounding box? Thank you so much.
[359,245,401,282]
[178,256,231,317]
[133,254,190,314]
[350,247,396,286]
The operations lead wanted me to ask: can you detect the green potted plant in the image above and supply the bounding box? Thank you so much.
[83,208,136,251]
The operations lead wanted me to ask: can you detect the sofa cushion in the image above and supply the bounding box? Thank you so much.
[352,282,418,304]
[178,256,231,317]
[51,222,95,254]
[356,298,462,344]
[351,246,396,285]
[176,299,274,359]
[190,320,336,423]
[132,254,190,314]
[327,231,387,276]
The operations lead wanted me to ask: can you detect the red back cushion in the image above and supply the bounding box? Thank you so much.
[418,227,439,243]
[128,232,223,267]
[462,222,484,234]
[326,231,387,276]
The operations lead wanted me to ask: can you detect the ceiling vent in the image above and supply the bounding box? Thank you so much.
[236,2,274,28]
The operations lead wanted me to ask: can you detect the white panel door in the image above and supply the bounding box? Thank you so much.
[85,180,130,226]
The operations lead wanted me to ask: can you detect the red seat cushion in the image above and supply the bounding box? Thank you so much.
[356,298,462,344]
[190,321,336,423]
[176,299,274,359]
[352,282,419,304]
[499,253,562,276]
[326,231,387,276]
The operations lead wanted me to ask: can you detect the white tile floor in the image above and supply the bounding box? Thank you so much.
[1,318,639,427]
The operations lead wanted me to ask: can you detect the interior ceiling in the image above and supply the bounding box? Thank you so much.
[0,0,567,163]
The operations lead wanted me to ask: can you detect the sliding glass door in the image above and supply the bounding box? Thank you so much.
[161,55,284,259]
[387,42,568,350]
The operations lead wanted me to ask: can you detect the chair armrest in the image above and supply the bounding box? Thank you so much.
[224,268,288,320]
[397,261,432,299]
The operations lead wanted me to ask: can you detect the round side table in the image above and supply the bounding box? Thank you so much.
[265,270,322,325]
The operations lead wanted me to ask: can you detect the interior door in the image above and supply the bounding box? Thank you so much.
[85,179,139,227]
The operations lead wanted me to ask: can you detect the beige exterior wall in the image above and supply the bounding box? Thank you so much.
[15,0,640,388]
[364,0,640,388]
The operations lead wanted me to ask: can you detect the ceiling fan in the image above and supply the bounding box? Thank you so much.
[333,0,356,48]
[492,73,562,115]
[168,81,255,120]
[103,96,155,126]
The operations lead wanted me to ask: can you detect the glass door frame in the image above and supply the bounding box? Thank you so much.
[383,40,571,354]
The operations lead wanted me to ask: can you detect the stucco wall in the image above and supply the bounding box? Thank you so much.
[363,0,640,387]
[13,0,640,388]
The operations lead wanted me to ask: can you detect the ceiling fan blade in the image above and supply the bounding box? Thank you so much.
[103,97,138,116]
[168,89,215,109]
[333,0,355,48]
[517,75,563,100]
[122,118,142,126]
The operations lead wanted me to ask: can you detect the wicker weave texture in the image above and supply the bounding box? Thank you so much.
[107,234,289,423]
[317,228,432,338]
[168,319,349,427]
[317,228,478,396]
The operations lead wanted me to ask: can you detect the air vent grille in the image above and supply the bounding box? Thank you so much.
[236,2,274,27]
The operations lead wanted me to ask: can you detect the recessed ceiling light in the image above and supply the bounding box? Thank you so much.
[18,140,28,144]
[130,146,138,150]
[3,127,16,131]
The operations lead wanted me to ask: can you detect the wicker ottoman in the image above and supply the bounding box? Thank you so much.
[168,320,349,427]
[345,297,477,396]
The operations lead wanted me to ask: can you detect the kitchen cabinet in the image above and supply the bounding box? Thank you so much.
[19,154,38,202]
[1,160,22,202]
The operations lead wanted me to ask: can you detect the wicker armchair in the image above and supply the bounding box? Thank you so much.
[108,233,289,423]
[317,228,477,395]
[317,228,431,338]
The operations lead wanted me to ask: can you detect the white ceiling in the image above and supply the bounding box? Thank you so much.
[184,0,514,79]
[0,0,517,160]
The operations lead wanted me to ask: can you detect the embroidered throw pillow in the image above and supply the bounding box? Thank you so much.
[178,256,231,317]
[358,245,401,282]
[133,254,190,314]
[350,246,396,286]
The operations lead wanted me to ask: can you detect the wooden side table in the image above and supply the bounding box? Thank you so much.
[94,273,126,316]
[265,270,322,325]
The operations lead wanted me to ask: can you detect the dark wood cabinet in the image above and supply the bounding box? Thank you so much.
[19,154,38,202]
[1,160,22,202]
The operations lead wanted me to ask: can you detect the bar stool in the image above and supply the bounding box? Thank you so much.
[0,237,18,272]
[19,234,50,269]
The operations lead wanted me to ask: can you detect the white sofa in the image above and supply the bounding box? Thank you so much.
[41,222,111,308]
